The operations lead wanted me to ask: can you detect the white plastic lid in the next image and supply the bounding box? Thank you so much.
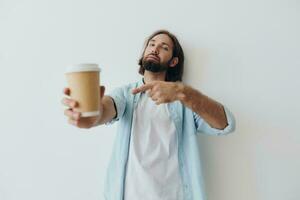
[65,63,101,74]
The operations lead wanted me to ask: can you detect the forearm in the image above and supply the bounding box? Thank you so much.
[177,83,228,130]
[94,96,117,126]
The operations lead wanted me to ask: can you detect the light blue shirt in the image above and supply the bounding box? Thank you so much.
[104,79,236,200]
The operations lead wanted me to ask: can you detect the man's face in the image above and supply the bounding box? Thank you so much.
[142,34,175,72]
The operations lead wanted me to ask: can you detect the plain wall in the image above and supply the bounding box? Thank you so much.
[0,0,299,199]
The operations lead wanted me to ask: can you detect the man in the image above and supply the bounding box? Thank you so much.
[62,30,236,200]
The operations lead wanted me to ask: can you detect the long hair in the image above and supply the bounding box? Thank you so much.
[138,30,184,82]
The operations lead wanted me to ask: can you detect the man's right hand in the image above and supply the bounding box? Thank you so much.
[62,86,105,129]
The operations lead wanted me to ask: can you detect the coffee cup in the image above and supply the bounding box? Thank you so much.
[65,63,101,117]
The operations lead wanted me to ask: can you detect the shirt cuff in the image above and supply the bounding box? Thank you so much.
[206,105,236,136]
[195,104,236,136]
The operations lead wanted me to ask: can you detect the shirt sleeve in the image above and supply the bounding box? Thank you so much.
[105,86,127,125]
[193,105,236,136]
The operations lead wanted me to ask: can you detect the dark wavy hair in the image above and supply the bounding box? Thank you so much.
[138,30,184,82]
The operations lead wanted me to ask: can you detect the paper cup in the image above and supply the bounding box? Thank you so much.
[65,64,101,117]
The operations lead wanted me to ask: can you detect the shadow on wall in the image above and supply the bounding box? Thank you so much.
[181,45,210,87]
[198,121,300,199]
[197,124,260,199]
[182,44,259,199]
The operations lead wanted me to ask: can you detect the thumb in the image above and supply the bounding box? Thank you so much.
[100,86,105,98]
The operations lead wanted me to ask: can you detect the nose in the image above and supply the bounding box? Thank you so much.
[151,46,159,55]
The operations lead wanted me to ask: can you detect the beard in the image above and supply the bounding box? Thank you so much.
[142,58,171,73]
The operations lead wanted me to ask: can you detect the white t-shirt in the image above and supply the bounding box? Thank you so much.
[124,91,184,200]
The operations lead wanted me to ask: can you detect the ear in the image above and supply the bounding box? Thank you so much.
[169,57,179,67]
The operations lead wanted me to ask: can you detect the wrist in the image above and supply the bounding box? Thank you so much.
[175,82,187,102]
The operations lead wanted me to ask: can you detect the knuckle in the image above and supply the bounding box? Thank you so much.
[61,98,67,105]
[71,101,77,107]
[68,118,78,126]
[73,112,80,120]
[66,99,75,107]
[64,109,68,116]
[68,118,73,125]
[65,99,72,107]
[64,109,72,117]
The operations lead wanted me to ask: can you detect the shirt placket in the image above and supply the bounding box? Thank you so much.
[168,103,191,200]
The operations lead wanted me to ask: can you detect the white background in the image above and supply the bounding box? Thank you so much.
[0,0,299,199]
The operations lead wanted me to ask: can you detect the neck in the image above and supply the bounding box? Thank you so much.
[143,70,166,84]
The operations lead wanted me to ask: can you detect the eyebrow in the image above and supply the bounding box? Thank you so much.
[149,39,171,48]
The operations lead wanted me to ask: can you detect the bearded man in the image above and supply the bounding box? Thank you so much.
[62,30,236,200]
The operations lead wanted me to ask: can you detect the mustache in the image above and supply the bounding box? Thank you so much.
[145,53,160,62]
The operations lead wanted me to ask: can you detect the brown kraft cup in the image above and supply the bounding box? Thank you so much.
[65,64,101,117]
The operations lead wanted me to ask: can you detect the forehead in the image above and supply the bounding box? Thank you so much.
[149,33,174,47]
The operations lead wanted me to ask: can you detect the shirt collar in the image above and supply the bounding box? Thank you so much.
[133,78,145,105]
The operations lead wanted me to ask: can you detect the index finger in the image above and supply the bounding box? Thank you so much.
[132,83,154,94]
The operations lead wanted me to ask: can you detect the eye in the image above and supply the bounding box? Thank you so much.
[148,43,155,47]
[163,46,169,51]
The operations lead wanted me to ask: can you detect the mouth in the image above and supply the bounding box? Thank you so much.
[146,54,160,62]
